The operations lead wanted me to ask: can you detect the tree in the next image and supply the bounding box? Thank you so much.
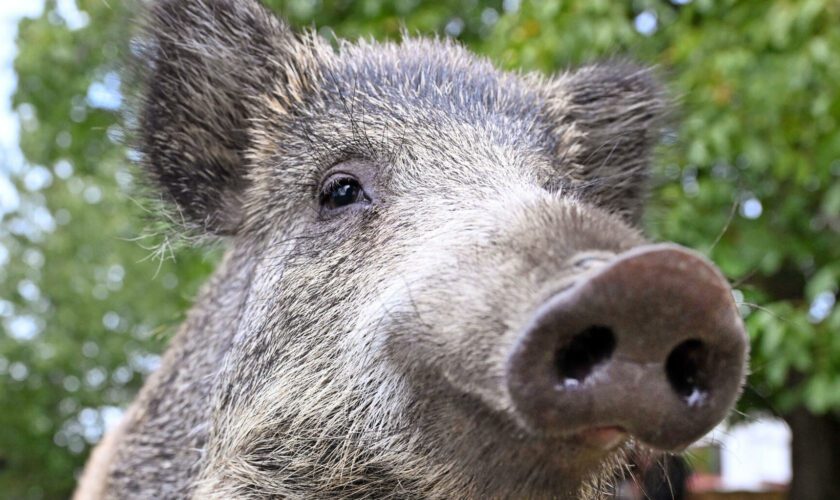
[1,1,837,498]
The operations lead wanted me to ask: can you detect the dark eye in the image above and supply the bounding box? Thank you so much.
[319,175,368,211]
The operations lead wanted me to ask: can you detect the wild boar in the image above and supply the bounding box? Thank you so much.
[75,0,748,498]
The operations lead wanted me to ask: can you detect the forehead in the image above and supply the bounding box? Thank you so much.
[310,38,558,155]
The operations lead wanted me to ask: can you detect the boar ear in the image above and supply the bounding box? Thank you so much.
[544,62,667,224]
[136,0,318,235]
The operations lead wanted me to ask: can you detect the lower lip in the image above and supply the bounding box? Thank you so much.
[578,426,627,450]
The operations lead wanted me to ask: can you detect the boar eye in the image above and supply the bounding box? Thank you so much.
[319,174,370,211]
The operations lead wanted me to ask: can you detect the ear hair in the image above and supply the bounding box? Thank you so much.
[135,0,314,235]
[544,62,668,224]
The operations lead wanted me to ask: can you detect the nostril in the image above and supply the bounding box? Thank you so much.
[666,339,710,406]
[555,326,616,386]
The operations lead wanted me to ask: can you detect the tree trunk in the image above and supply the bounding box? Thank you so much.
[785,407,840,500]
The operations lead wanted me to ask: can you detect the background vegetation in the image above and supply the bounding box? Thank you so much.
[1,0,838,498]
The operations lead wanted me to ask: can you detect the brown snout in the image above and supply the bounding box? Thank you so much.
[506,244,748,451]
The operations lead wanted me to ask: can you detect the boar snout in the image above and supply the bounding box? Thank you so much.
[506,244,748,451]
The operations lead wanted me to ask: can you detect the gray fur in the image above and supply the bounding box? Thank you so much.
[82,0,673,498]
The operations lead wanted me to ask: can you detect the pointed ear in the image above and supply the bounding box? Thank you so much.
[544,62,668,224]
[136,0,319,235]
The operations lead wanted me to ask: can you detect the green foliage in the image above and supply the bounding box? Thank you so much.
[1,0,837,498]
[1,2,219,497]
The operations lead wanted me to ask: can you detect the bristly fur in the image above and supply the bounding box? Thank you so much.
[77,0,671,498]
